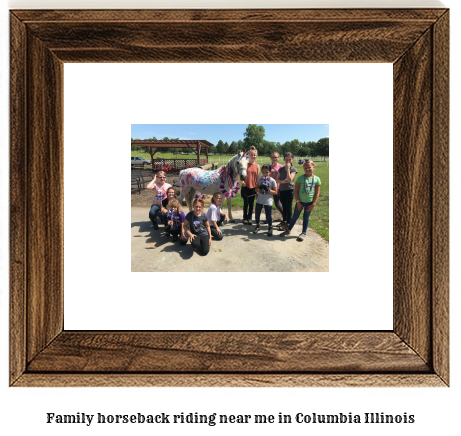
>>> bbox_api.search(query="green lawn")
[132,151,329,240]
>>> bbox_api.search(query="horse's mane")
[226,154,237,169]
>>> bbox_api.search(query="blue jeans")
[149,204,161,225]
[255,203,273,227]
[288,201,313,233]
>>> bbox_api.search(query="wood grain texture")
[26,34,64,362]
[13,374,446,388]
[393,28,433,363]
[9,9,449,387]
[9,13,27,384]
[25,21,434,63]
[432,11,449,385]
[12,9,447,22]
[27,332,429,373]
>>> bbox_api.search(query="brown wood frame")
[10,9,449,387]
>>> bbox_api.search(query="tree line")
[131,125,329,157]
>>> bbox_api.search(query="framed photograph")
[10,9,449,387]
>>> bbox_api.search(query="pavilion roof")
[131,139,214,148]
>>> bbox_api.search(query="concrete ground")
[131,207,329,272]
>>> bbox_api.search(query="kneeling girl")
[182,198,212,255]
[165,199,186,241]
[207,192,229,240]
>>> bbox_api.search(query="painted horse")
[178,152,248,222]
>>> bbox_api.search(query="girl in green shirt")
[280,160,321,241]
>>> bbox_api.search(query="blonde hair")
[157,171,166,178]
[249,146,258,156]
[271,152,279,158]
[167,199,182,212]
[212,192,223,204]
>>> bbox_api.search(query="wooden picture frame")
[10,9,449,387]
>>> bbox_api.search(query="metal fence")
[208,155,329,167]
[151,158,207,170]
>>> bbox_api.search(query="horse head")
[232,151,248,181]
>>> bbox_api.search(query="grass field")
[132,151,329,240]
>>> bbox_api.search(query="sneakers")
[297,232,306,241]
[253,225,260,234]
[172,235,178,242]
[280,230,291,237]
[243,219,249,225]
[267,227,273,237]
[248,220,253,225]
[151,221,159,230]
[277,222,288,231]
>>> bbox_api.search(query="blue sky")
[131,124,328,145]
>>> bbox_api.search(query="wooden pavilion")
[131,139,213,170]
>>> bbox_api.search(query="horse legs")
[179,187,188,207]
[227,196,234,223]
[185,187,196,213]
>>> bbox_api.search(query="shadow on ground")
[131,207,329,272]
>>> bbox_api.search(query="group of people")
[240,147,321,241]
[145,147,321,256]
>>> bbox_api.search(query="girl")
[146,171,171,230]
[160,186,177,226]
[207,192,229,240]
[182,198,212,255]
[253,164,277,236]
[275,152,297,231]
[164,199,186,242]
[240,146,260,225]
[280,160,321,241]
[270,152,284,216]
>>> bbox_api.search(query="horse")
[178,152,248,222]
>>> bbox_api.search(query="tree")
[223,142,230,154]
[237,139,244,153]
[243,124,265,153]
[216,140,225,154]
[228,141,238,155]
[316,137,329,159]
[263,140,277,156]
[299,141,315,157]
[290,139,301,156]
[280,141,291,156]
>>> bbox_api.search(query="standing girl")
[182,198,212,255]
[146,171,171,230]
[276,152,297,231]
[207,192,229,240]
[253,164,277,236]
[280,160,321,241]
[270,152,284,216]
[240,146,260,225]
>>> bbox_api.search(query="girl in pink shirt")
[146,171,171,230]
[270,151,284,216]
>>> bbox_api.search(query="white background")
[64,63,392,331]
[1,1,459,436]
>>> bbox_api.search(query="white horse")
[178,152,248,222]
